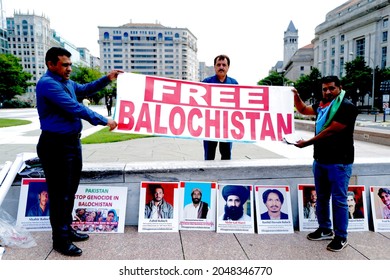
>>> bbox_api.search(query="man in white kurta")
[183,188,210,219]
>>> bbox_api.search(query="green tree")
[293,68,323,103]
[70,65,115,104]
[0,54,33,104]
[258,71,290,86]
[342,56,374,107]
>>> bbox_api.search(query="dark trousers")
[37,132,82,245]
[203,140,232,160]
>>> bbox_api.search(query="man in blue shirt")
[202,54,238,160]
[36,47,122,256]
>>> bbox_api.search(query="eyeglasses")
[322,86,336,92]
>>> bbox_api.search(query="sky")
[3,0,347,85]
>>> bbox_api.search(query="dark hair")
[262,189,284,204]
[150,184,164,194]
[378,188,390,197]
[45,47,71,67]
[321,76,341,87]
[214,54,230,66]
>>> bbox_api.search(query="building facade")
[5,11,100,102]
[314,0,389,76]
[279,0,390,97]
[284,44,314,82]
[98,23,198,81]
[6,12,52,100]
[313,0,390,107]
[0,0,7,54]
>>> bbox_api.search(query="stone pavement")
[0,107,390,265]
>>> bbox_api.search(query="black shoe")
[307,227,334,241]
[53,242,82,256]
[70,230,89,242]
[327,236,348,252]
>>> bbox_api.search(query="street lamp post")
[356,88,360,106]
[370,60,376,111]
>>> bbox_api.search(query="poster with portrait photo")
[255,185,294,234]
[370,186,390,232]
[70,185,127,234]
[297,184,319,232]
[16,178,51,231]
[138,181,179,232]
[216,184,254,234]
[179,181,217,231]
[347,185,368,232]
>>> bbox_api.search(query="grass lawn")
[0,118,31,127]
[0,117,150,144]
[81,127,153,144]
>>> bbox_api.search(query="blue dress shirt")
[36,70,111,134]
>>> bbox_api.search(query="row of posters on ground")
[16,178,390,234]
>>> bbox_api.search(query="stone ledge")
[295,119,390,146]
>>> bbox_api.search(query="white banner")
[115,73,294,142]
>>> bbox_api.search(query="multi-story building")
[98,22,198,81]
[313,0,390,107]
[279,0,390,96]
[314,0,389,76]
[77,47,92,68]
[90,55,100,69]
[6,11,100,102]
[198,61,214,82]
[6,12,52,100]
[284,44,314,82]
[0,0,7,54]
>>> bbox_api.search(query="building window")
[355,38,365,57]
[383,18,388,28]
[331,37,336,45]
[339,57,344,77]
[381,46,387,69]
[331,59,336,75]
[340,34,345,42]
[383,31,388,42]
[340,44,344,54]
[321,61,327,75]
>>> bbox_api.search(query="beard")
[223,205,244,220]
[192,197,200,204]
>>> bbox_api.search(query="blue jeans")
[312,160,352,239]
